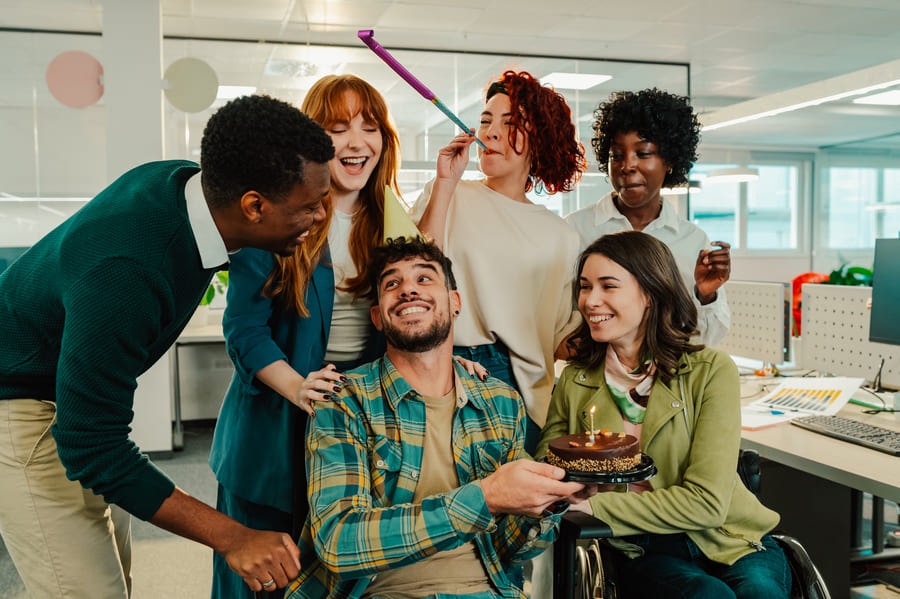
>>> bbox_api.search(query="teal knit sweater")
[0,160,217,520]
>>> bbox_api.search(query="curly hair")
[261,76,402,316]
[566,231,702,384]
[590,88,701,188]
[199,94,334,210]
[487,71,586,194]
[368,237,457,299]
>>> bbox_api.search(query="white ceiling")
[3,0,900,153]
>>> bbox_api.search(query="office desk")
[740,383,900,597]
[171,324,224,449]
[741,395,900,502]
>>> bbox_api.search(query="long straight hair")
[263,75,402,315]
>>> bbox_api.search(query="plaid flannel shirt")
[286,356,562,599]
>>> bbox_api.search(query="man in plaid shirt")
[286,237,587,599]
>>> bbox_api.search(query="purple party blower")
[358,29,487,150]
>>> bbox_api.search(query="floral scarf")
[604,348,656,424]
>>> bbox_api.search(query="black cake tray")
[562,454,657,484]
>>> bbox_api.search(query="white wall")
[732,255,813,284]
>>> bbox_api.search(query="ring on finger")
[262,579,276,589]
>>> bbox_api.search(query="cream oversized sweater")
[412,179,581,426]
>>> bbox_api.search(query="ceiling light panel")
[540,72,611,90]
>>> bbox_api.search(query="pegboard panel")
[718,281,789,365]
[801,284,900,389]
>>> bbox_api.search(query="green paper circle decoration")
[164,57,218,113]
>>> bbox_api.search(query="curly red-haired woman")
[412,70,587,454]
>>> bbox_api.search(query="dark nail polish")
[333,385,341,393]
[340,375,347,382]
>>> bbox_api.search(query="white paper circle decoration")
[46,50,104,109]
[164,57,218,113]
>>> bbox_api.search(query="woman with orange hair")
[412,70,587,454]
[209,75,400,598]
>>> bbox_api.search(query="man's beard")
[383,315,451,353]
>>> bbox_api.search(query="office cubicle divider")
[801,283,900,390]
[718,280,791,366]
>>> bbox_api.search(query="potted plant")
[188,271,228,328]
[200,271,229,306]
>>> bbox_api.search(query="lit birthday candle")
[587,406,596,446]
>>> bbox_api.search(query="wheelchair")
[552,449,831,599]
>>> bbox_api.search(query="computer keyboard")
[791,415,900,456]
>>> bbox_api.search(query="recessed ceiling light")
[540,72,611,90]
[662,180,702,195]
[852,90,900,106]
[705,167,759,183]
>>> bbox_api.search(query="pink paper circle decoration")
[46,50,104,109]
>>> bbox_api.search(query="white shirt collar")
[184,172,230,269]
[594,192,682,234]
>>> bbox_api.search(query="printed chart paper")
[748,377,863,416]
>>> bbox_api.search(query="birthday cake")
[545,430,641,473]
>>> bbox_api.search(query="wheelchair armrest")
[554,512,615,599]
[561,511,615,539]
[771,534,832,599]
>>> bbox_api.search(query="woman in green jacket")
[536,231,790,598]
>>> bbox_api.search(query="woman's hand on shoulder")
[454,355,489,381]
[291,364,346,416]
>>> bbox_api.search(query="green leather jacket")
[536,347,780,565]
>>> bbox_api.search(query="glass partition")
[0,28,688,222]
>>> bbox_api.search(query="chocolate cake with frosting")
[545,430,641,473]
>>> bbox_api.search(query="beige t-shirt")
[362,389,492,598]
[411,179,582,426]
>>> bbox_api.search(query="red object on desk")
[791,272,829,335]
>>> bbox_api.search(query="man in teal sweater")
[0,95,333,597]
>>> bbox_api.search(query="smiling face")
[577,252,650,356]
[371,256,461,353]
[608,131,669,212]
[325,92,383,202]
[252,160,330,256]
[477,92,531,185]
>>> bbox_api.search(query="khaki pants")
[0,399,132,598]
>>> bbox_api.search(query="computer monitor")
[869,237,900,346]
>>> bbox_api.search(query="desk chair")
[552,450,831,599]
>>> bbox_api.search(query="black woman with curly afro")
[565,88,732,347]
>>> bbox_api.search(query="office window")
[747,165,798,249]
[880,169,900,238]
[689,175,738,247]
[689,162,802,252]
[827,167,880,248]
